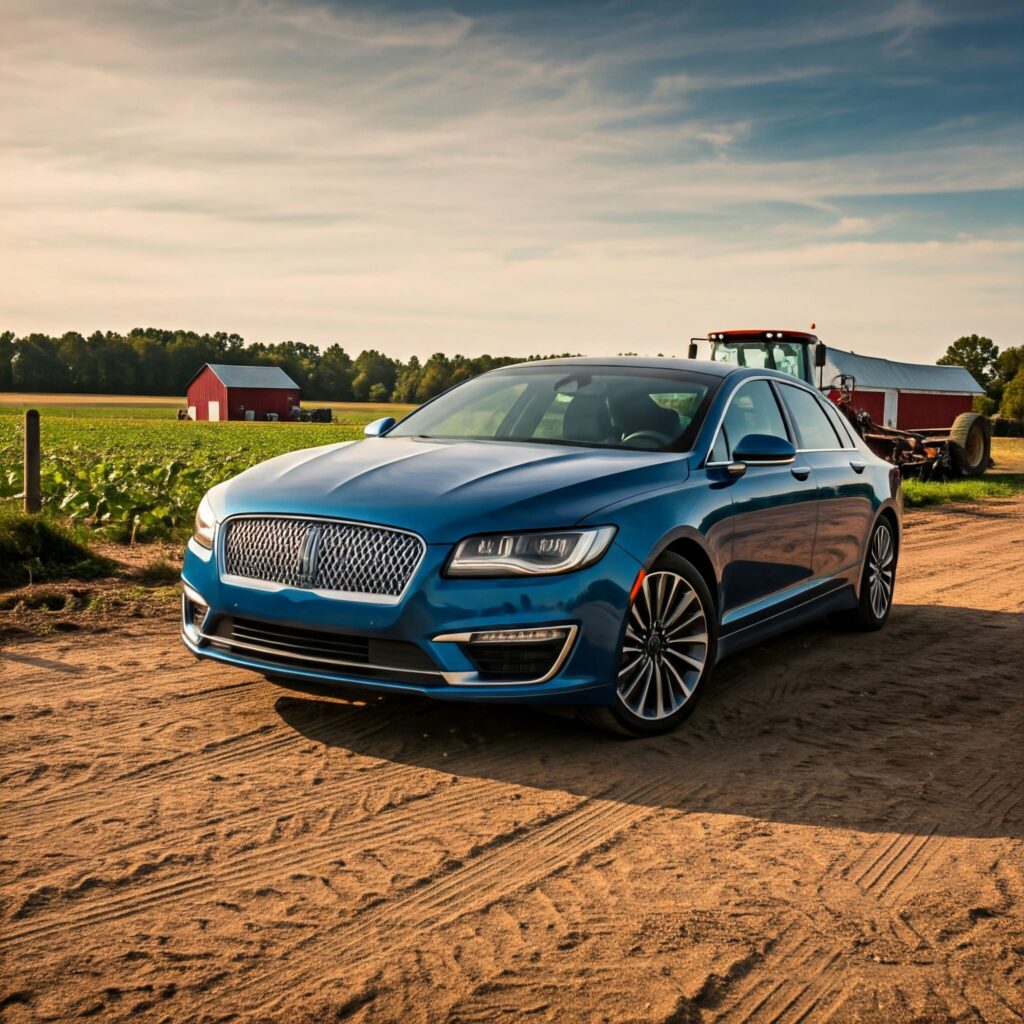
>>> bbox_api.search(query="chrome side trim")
[702,374,796,468]
[435,624,578,687]
[721,570,856,629]
[702,373,858,466]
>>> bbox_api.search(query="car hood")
[214,436,687,542]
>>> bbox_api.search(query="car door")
[777,382,875,586]
[706,378,818,619]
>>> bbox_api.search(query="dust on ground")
[1,498,1022,1023]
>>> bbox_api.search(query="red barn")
[824,348,983,431]
[185,364,301,422]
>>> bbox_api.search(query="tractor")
[687,329,991,480]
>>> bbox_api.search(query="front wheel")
[578,552,717,737]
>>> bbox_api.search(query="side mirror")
[687,342,698,359]
[815,343,827,368]
[732,433,796,465]
[364,416,396,437]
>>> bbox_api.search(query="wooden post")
[24,409,41,514]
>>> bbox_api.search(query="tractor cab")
[686,328,991,481]
[689,329,826,387]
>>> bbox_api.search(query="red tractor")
[688,329,991,480]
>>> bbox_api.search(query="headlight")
[446,526,616,577]
[192,493,218,550]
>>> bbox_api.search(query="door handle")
[850,460,866,474]
[790,466,811,481]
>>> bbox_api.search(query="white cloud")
[651,66,833,98]
[826,216,884,236]
[0,0,1021,363]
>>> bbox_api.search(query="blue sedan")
[181,358,901,735]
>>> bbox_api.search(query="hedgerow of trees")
[2,328,1021,416]
[937,335,1024,420]
[0,328,577,404]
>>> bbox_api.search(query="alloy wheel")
[868,525,895,620]
[618,570,709,720]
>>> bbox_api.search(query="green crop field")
[0,395,414,423]
[0,399,413,541]
[2,400,1021,547]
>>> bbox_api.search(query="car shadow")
[275,603,1023,839]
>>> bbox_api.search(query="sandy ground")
[1,498,1022,1024]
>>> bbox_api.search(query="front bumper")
[180,537,640,705]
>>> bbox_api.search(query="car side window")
[716,380,789,460]
[821,398,856,449]
[779,383,843,450]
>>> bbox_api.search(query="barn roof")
[187,363,300,391]
[824,348,983,394]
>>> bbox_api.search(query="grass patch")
[134,557,181,585]
[0,589,69,612]
[991,437,1024,475]
[0,510,116,588]
[903,475,1024,508]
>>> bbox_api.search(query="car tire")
[837,517,897,632]
[947,412,991,477]
[578,552,717,737]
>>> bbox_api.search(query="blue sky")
[1,0,1021,361]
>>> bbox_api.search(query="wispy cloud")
[0,0,1021,360]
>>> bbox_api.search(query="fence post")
[24,409,41,514]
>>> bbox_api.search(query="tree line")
[0,328,577,405]
[937,335,1024,421]
[2,327,1021,417]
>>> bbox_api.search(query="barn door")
[883,390,898,427]
[208,400,221,422]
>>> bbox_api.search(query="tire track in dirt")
[696,498,1024,1023]
[0,723,579,948]
[0,693,425,829]
[713,773,1024,1023]
[0,776,531,949]
[3,496,1023,1023]
[185,777,713,1018]
[0,696,555,878]
[850,773,1019,904]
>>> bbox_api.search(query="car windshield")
[388,365,717,451]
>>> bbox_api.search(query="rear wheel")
[578,553,716,736]
[838,517,897,632]
[948,412,991,477]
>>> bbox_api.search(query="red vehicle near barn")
[691,329,991,479]
[185,364,301,422]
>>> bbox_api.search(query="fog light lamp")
[190,600,209,633]
[470,627,567,644]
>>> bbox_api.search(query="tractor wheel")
[947,412,991,477]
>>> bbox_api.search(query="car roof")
[498,355,799,383]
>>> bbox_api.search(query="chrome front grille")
[222,516,425,599]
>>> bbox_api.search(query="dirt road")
[2,498,1022,1023]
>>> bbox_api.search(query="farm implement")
[688,329,992,480]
